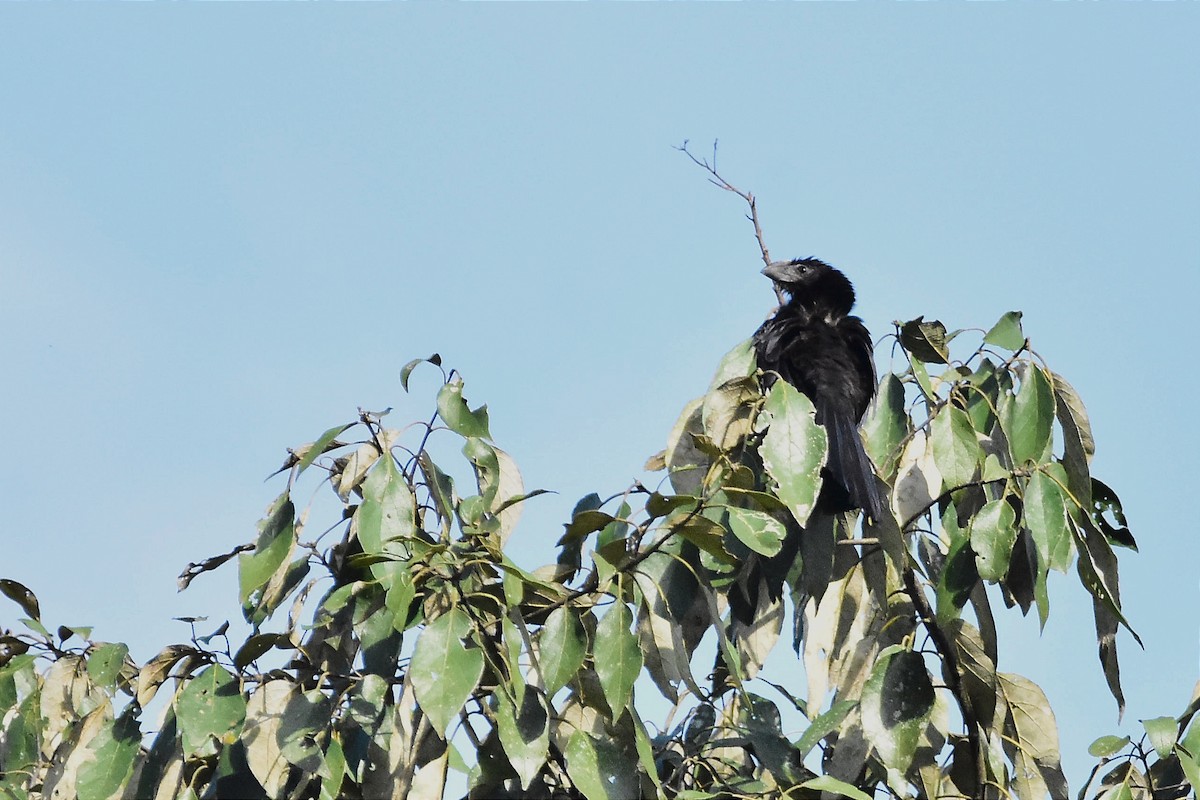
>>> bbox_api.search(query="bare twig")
[676,140,785,306]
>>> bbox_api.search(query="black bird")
[753,258,883,522]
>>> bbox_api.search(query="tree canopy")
[2,304,1196,800]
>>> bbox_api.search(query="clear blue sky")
[1,5,1196,788]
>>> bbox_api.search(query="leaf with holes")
[176,665,246,756]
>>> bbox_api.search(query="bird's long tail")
[823,409,885,522]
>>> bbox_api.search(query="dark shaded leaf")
[936,504,979,623]
[0,579,40,621]
[861,647,935,773]
[1092,478,1136,550]
[900,317,951,364]
[234,633,286,670]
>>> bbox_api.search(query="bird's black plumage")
[753,258,883,521]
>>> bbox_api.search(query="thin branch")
[902,565,986,794]
[675,139,785,305]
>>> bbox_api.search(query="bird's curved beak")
[762,261,795,282]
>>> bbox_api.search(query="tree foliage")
[2,312,1197,800]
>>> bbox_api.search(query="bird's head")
[762,257,857,314]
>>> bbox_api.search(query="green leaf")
[1025,469,1073,573]
[175,665,247,756]
[538,607,586,696]
[319,736,346,800]
[910,356,937,401]
[436,376,491,439]
[726,506,786,557]
[760,380,827,527]
[1179,717,1200,792]
[86,642,128,691]
[900,317,951,364]
[862,373,910,480]
[798,775,874,800]
[357,456,417,554]
[401,353,441,391]
[1142,716,1177,760]
[0,579,40,621]
[410,607,485,736]
[564,730,640,800]
[794,700,856,758]
[1003,363,1055,465]
[75,710,141,800]
[983,311,1025,350]
[594,602,642,716]
[1087,734,1131,758]
[861,647,935,774]
[710,338,756,390]
[931,406,982,491]
[294,422,354,475]
[495,687,550,791]
[970,499,1017,582]
[238,492,296,621]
